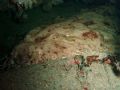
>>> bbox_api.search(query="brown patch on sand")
[35,34,50,43]
[86,55,99,65]
[82,31,98,40]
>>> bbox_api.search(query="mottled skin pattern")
[86,55,99,65]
